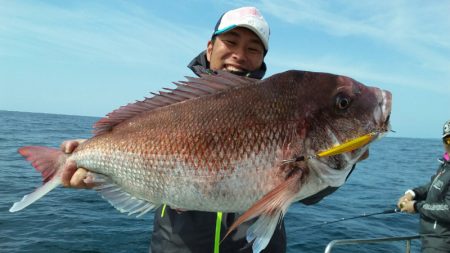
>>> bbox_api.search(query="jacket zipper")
[428,165,445,230]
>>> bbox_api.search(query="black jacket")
[413,156,450,252]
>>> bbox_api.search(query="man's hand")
[60,139,93,189]
[399,200,416,213]
[397,192,414,210]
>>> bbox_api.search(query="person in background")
[397,120,450,253]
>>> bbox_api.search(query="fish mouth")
[375,89,392,133]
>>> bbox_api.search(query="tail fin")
[10,146,67,212]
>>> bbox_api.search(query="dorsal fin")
[93,67,259,136]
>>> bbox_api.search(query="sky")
[1,0,449,139]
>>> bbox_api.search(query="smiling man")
[187,7,268,80]
[206,27,265,74]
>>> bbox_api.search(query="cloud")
[0,1,207,65]
[255,0,450,73]
[267,53,449,96]
[241,0,449,95]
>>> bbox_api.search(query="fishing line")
[295,208,400,230]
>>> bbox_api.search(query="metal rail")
[324,235,421,253]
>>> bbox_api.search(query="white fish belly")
[73,149,283,213]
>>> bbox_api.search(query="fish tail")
[10,146,67,212]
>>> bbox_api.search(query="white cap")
[443,120,450,138]
[213,7,270,51]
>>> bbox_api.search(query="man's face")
[444,136,450,153]
[206,27,265,73]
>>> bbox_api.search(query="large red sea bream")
[10,68,392,253]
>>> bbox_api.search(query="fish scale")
[74,100,290,210]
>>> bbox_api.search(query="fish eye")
[335,95,351,110]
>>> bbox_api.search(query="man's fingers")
[61,160,89,189]
[60,139,86,153]
[399,200,415,213]
[61,161,78,187]
[67,141,79,153]
[396,197,405,208]
[61,140,79,153]
[70,168,89,188]
[396,195,412,207]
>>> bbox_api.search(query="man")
[397,120,450,252]
[61,6,353,253]
[149,7,288,253]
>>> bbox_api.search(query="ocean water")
[0,110,442,253]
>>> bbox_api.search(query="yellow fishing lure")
[317,132,376,157]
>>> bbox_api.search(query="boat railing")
[324,234,421,253]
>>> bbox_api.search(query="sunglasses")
[444,137,450,145]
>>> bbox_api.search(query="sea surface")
[0,110,443,253]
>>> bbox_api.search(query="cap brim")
[443,133,450,138]
[214,24,268,51]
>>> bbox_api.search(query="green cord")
[161,204,167,218]
[214,212,223,253]
[161,205,222,253]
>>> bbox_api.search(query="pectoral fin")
[224,167,304,253]
[85,172,157,217]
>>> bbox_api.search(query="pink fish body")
[11,69,392,253]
